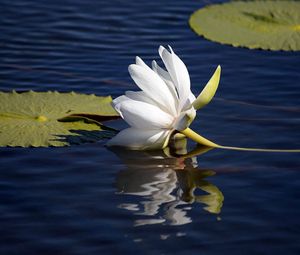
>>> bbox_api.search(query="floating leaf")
[0,91,119,147]
[189,1,300,51]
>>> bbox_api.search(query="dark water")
[1,0,300,254]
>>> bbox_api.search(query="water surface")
[0,0,300,254]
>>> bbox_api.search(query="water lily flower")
[107,46,300,153]
[107,45,221,150]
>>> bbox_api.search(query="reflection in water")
[112,137,224,226]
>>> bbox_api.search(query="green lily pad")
[0,91,119,147]
[189,1,300,51]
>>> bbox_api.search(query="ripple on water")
[0,0,300,254]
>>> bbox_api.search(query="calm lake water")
[0,0,300,254]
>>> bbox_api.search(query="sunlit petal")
[181,93,197,112]
[107,128,172,150]
[125,91,158,106]
[135,56,148,68]
[112,95,130,118]
[113,90,164,114]
[188,93,196,105]
[159,45,190,111]
[173,108,196,131]
[128,64,177,116]
[114,99,174,129]
[152,60,179,104]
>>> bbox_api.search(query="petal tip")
[158,45,166,56]
[151,60,157,70]
[158,45,165,51]
[128,63,137,73]
[135,56,146,66]
[167,45,174,53]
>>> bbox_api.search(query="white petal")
[159,46,191,111]
[181,92,196,112]
[113,90,160,113]
[151,60,172,83]
[135,56,148,68]
[173,107,196,131]
[152,60,178,102]
[189,92,196,104]
[115,99,174,129]
[107,128,172,150]
[112,90,166,118]
[128,64,177,116]
[113,95,128,106]
[112,95,130,118]
[125,91,158,106]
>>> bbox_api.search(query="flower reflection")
[111,137,224,226]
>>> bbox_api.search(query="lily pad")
[0,91,119,147]
[189,1,300,51]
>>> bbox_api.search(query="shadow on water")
[52,116,118,145]
[109,137,224,226]
[54,129,115,145]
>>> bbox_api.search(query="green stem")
[180,128,219,148]
[180,128,300,153]
[217,145,300,153]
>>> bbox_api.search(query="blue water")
[0,0,300,254]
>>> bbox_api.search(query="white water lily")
[107,46,300,153]
[107,45,221,150]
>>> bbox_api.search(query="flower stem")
[180,128,300,153]
[180,128,219,148]
[217,145,300,153]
